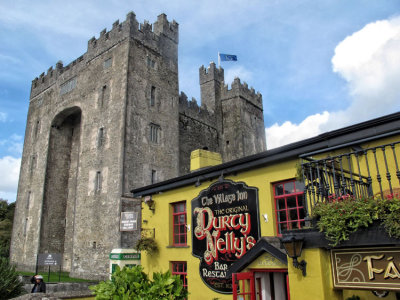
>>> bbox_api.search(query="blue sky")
[1,0,400,202]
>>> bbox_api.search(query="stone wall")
[10,11,266,280]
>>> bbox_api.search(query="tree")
[0,199,15,258]
[0,257,25,298]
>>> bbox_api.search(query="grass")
[18,271,94,283]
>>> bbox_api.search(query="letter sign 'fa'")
[191,180,260,294]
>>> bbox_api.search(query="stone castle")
[10,11,266,279]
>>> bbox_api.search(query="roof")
[132,111,400,197]
[226,237,287,277]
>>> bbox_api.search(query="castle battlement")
[31,11,178,97]
[221,77,262,109]
[179,92,214,126]
[199,62,224,85]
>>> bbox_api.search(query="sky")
[1,0,400,202]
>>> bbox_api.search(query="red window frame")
[273,179,305,235]
[172,202,187,246]
[171,261,187,289]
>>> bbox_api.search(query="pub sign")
[191,180,260,294]
[331,247,400,290]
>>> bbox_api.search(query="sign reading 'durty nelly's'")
[192,180,260,294]
[332,248,400,290]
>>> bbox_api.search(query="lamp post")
[280,234,307,276]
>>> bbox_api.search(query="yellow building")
[132,112,400,300]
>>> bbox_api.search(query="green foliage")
[379,196,400,239]
[135,237,158,255]
[0,199,15,258]
[313,195,400,246]
[90,265,188,300]
[0,257,25,299]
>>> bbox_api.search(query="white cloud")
[0,156,21,199]
[0,134,23,156]
[266,16,400,148]
[0,112,7,122]
[266,112,330,149]
[224,66,253,87]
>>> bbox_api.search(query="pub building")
[131,112,400,300]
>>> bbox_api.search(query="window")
[150,86,156,106]
[172,202,187,246]
[171,261,187,289]
[97,127,104,148]
[95,171,102,192]
[24,218,28,236]
[150,124,160,143]
[274,180,305,234]
[147,56,155,69]
[34,120,40,138]
[100,85,107,108]
[60,77,77,95]
[26,191,31,210]
[103,58,112,69]
[151,169,157,184]
[30,155,37,177]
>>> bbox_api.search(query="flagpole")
[218,52,220,68]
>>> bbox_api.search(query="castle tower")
[10,12,180,279]
[219,78,266,161]
[11,12,265,280]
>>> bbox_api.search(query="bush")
[0,257,25,299]
[135,237,158,255]
[90,265,187,300]
[313,195,400,246]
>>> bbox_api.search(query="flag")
[219,53,237,62]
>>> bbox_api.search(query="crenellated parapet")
[178,92,215,126]
[221,77,262,109]
[30,11,178,98]
[199,62,224,85]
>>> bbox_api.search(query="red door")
[232,272,255,300]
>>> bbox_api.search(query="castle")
[10,11,266,279]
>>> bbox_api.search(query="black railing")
[300,141,400,217]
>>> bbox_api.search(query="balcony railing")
[300,141,400,218]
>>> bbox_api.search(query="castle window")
[150,124,160,143]
[172,202,187,246]
[97,127,105,148]
[95,171,102,192]
[104,58,112,69]
[34,120,40,138]
[24,218,28,236]
[100,85,108,108]
[60,77,77,95]
[171,261,187,290]
[151,169,157,184]
[274,179,305,235]
[147,57,155,69]
[26,191,31,210]
[30,155,37,176]
[150,86,156,106]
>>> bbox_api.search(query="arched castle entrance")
[39,106,82,271]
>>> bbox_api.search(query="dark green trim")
[109,253,141,260]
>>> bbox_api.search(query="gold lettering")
[384,261,400,279]
[363,255,384,280]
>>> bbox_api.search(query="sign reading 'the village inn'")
[332,248,400,290]
[191,180,260,294]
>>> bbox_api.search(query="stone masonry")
[10,11,266,279]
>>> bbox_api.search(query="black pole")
[48,265,50,282]
[59,264,61,282]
